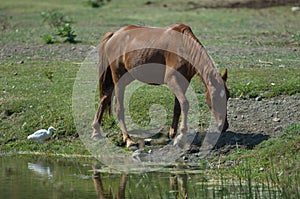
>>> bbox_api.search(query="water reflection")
[0,155,280,199]
[92,164,127,199]
[169,174,188,199]
[92,164,190,199]
[28,161,53,178]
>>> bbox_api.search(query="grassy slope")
[1,1,299,191]
[218,124,300,198]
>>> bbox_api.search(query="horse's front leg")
[114,83,136,148]
[178,96,189,134]
[166,77,189,146]
[173,95,189,146]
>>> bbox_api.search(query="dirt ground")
[201,95,299,159]
[147,0,300,9]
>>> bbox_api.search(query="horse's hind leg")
[169,97,181,139]
[92,93,112,140]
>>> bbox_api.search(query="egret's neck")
[48,129,54,135]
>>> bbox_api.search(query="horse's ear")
[222,68,228,82]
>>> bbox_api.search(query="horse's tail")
[99,31,114,115]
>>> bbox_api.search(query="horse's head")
[205,68,229,132]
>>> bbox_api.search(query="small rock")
[144,138,152,146]
[18,60,24,64]
[272,117,281,122]
[255,96,262,101]
[224,161,235,167]
[195,153,201,157]
[259,167,264,172]
[274,125,283,131]
[132,148,144,159]
[188,146,199,153]
[71,46,76,50]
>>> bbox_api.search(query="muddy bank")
[185,95,300,161]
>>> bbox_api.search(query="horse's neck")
[197,49,219,85]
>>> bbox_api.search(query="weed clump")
[87,0,111,8]
[41,10,77,44]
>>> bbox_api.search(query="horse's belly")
[129,63,166,85]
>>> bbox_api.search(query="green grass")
[228,68,300,98]
[217,124,300,198]
[0,59,87,154]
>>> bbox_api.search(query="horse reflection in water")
[92,165,188,199]
[92,165,127,199]
[170,174,188,199]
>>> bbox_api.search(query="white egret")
[27,126,56,143]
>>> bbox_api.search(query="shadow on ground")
[189,131,270,156]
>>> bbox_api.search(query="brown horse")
[92,23,229,148]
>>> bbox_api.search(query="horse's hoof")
[126,139,138,150]
[173,133,187,148]
[169,128,177,139]
[91,134,101,141]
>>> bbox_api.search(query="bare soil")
[184,0,300,9]
[202,95,299,159]
[0,44,92,61]
[146,0,300,9]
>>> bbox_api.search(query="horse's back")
[104,23,195,43]
[100,23,199,78]
[102,23,195,56]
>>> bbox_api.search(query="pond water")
[0,155,279,199]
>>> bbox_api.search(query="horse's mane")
[171,24,217,84]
